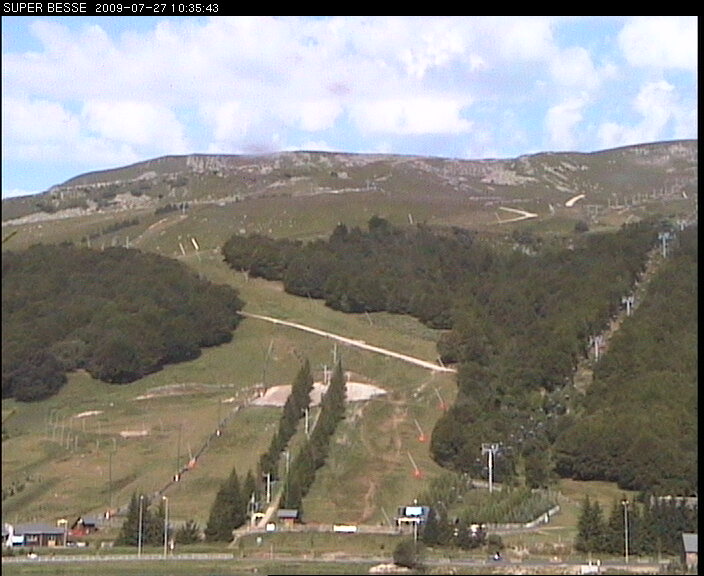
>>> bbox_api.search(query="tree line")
[258,359,315,480]
[282,361,347,513]
[222,216,695,495]
[553,225,698,495]
[143,359,344,544]
[2,244,244,401]
[575,494,698,557]
[223,216,494,328]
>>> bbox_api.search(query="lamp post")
[621,499,629,564]
[137,494,144,557]
[162,495,169,558]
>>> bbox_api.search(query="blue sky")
[1,16,697,198]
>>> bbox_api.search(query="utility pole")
[590,335,604,361]
[138,494,144,557]
[658,231,673,258]
[176,423,182,475]
[481,443,499,493]
[622,499,629,564]
[108,450,113,513]
[621,295,634,316]
[163,496,169,558]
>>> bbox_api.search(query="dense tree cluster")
[575,495,698,557]
[223,217,494,328]
[116,493,168,547]
[222,216,694,495]
[282,361,347,513]
[2,244,244,401]
[430,219,659,482]
[258,359,314,479]
[554,225,698,494]
[204,467,248,541]
[202,361,344,539]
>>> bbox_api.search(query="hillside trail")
[358,399,407,523]
[239,312,456,374]
[572,243,666,395]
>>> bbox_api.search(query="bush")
[174,519,201,544]
[393,537,425,570]
[486,533,504,551]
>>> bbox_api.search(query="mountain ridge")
[2,139,697,227]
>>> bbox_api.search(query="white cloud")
[283,100,344,132]
[399,23,467,79]
[491,17,556,61]
[2,98,80,151]
[81,101,189,152]
[618,16,697,71]
[549,46,610,92]
[351,97,472,135]
[546,96,589,150]
[598,80,680,148]
[200,101,254,145]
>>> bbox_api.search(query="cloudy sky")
[1,16,697,198]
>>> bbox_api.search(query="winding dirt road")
[239,311,456,374]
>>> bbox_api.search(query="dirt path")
[239,312,456,374]
[495,206,539,224]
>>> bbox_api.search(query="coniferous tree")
[116,493,159,547]
[575,496,606,553]
[242,469,258,519]
[146,497,166,547]
[204,467,245,542]
[116,493,142,547]
[421,507,443,547]
[603,499,626,555]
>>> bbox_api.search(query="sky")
[1,16,698,199]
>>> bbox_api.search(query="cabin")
[2,523,67,547]
[276,508,300,528]
[69,515,105,538]
[682,533,697,573]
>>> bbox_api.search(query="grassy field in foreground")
[1,246,456,528]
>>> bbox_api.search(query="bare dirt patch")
[251,379,387,407]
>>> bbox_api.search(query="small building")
[396,505,430,527]
[3,523,67,547]
[69,515,105,538]
[682,533,697,572]
[276,509,300,528]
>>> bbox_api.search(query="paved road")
[239,312,456,374]
[1,553,665,574]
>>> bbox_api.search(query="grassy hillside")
[1,140,697,541]
[1,245,456,528]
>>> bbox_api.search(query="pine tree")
[575,496,606,553]
[603,499,625,554]
[116,493,143,546]
[204,467,245,541]
[242,469,258,519]
[421,507,443,547]
[290,358,314,416]
[146,497,166,547]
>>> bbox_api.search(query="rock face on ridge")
[2,140,697,226]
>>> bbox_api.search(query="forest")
[554,225,698,494]
[2,243,244,401]
[222,217,696,495]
